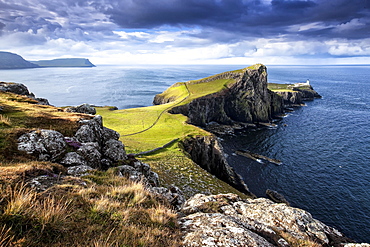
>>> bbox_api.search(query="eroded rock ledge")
[180,193,355,247]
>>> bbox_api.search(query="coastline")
[1,64,368,244]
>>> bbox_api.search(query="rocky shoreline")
[1,65,369,246]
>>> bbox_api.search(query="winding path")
[121,82,190,137]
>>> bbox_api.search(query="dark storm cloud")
[0,0,369,46]
[101,0,370,41]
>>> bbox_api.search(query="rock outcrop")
[180,193,354,247]
[156,64,284,127]
[0,81,50,105]
[65,103,96,115]
[276,85,322,107]
[182,135,254,198]
[18,115,127,169]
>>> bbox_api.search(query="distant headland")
[0,51,95,69]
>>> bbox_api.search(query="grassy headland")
[0,91,182,246]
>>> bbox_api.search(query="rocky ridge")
[155,64,284,128]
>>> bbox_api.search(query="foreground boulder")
[18,115,127,169]
[18,129,67,161]
[180,193,354,247]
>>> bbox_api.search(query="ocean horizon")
[1,64,369,242]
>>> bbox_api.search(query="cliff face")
[156,65,284,127]
[181,135,254,198]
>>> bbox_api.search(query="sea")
[1,65,369,243]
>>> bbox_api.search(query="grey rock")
[0,82,50,105]
[115,159,159,187]
[180,212,275,247]
[181,193,353,247]
[148,171,160,187]
[75,115,103,143]
[103,139,127,162]
[102,126,120,142]
[0,82,31,96]
[150,186,185,210]
[116,165,143,182]
[77,142,102,168]
[65,103,96,115]
[67,165,94,176]
[28,175,62,192]
[18,129,67,161]
[60,152,86,167]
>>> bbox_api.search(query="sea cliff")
[155,64,284,127]
[1,66,366,246]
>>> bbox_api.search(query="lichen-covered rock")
[150,186,185,210]
[60,152,87,167]
[115,157,160,187]
[75,115,103,143]
[18,129,67,161]
[116,165,142,181]
[180,193,353,247]
[65,103,96,115]
[103,139,127,162]
[180,212,275,247]
[102,126,120,142]
[67,165,94,176]
[77,142,102,168]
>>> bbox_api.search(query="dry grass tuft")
[0,114,11,126]
[0,225,14,247]
[35,196,71,230]
[0,172,182,246]
[4,183,36,215]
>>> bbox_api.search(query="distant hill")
[0,51,40,69]
[32,58,96,67]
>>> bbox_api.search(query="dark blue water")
[223,65,370,243]
[1,65,369,242]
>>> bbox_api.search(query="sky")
[0,0,370,65]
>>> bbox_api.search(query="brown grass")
[0,91,92,162]
[0,90,182,246]
[0,172,182,247]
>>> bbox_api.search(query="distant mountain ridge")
[0,51,39,69]
[32,58,95,67]
[0,51,95,69]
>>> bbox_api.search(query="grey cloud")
[0,0,369,48]
[102,0,370,41]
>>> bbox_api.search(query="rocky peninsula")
[1,65,368,246]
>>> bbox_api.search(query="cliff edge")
[154,64,284,128]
